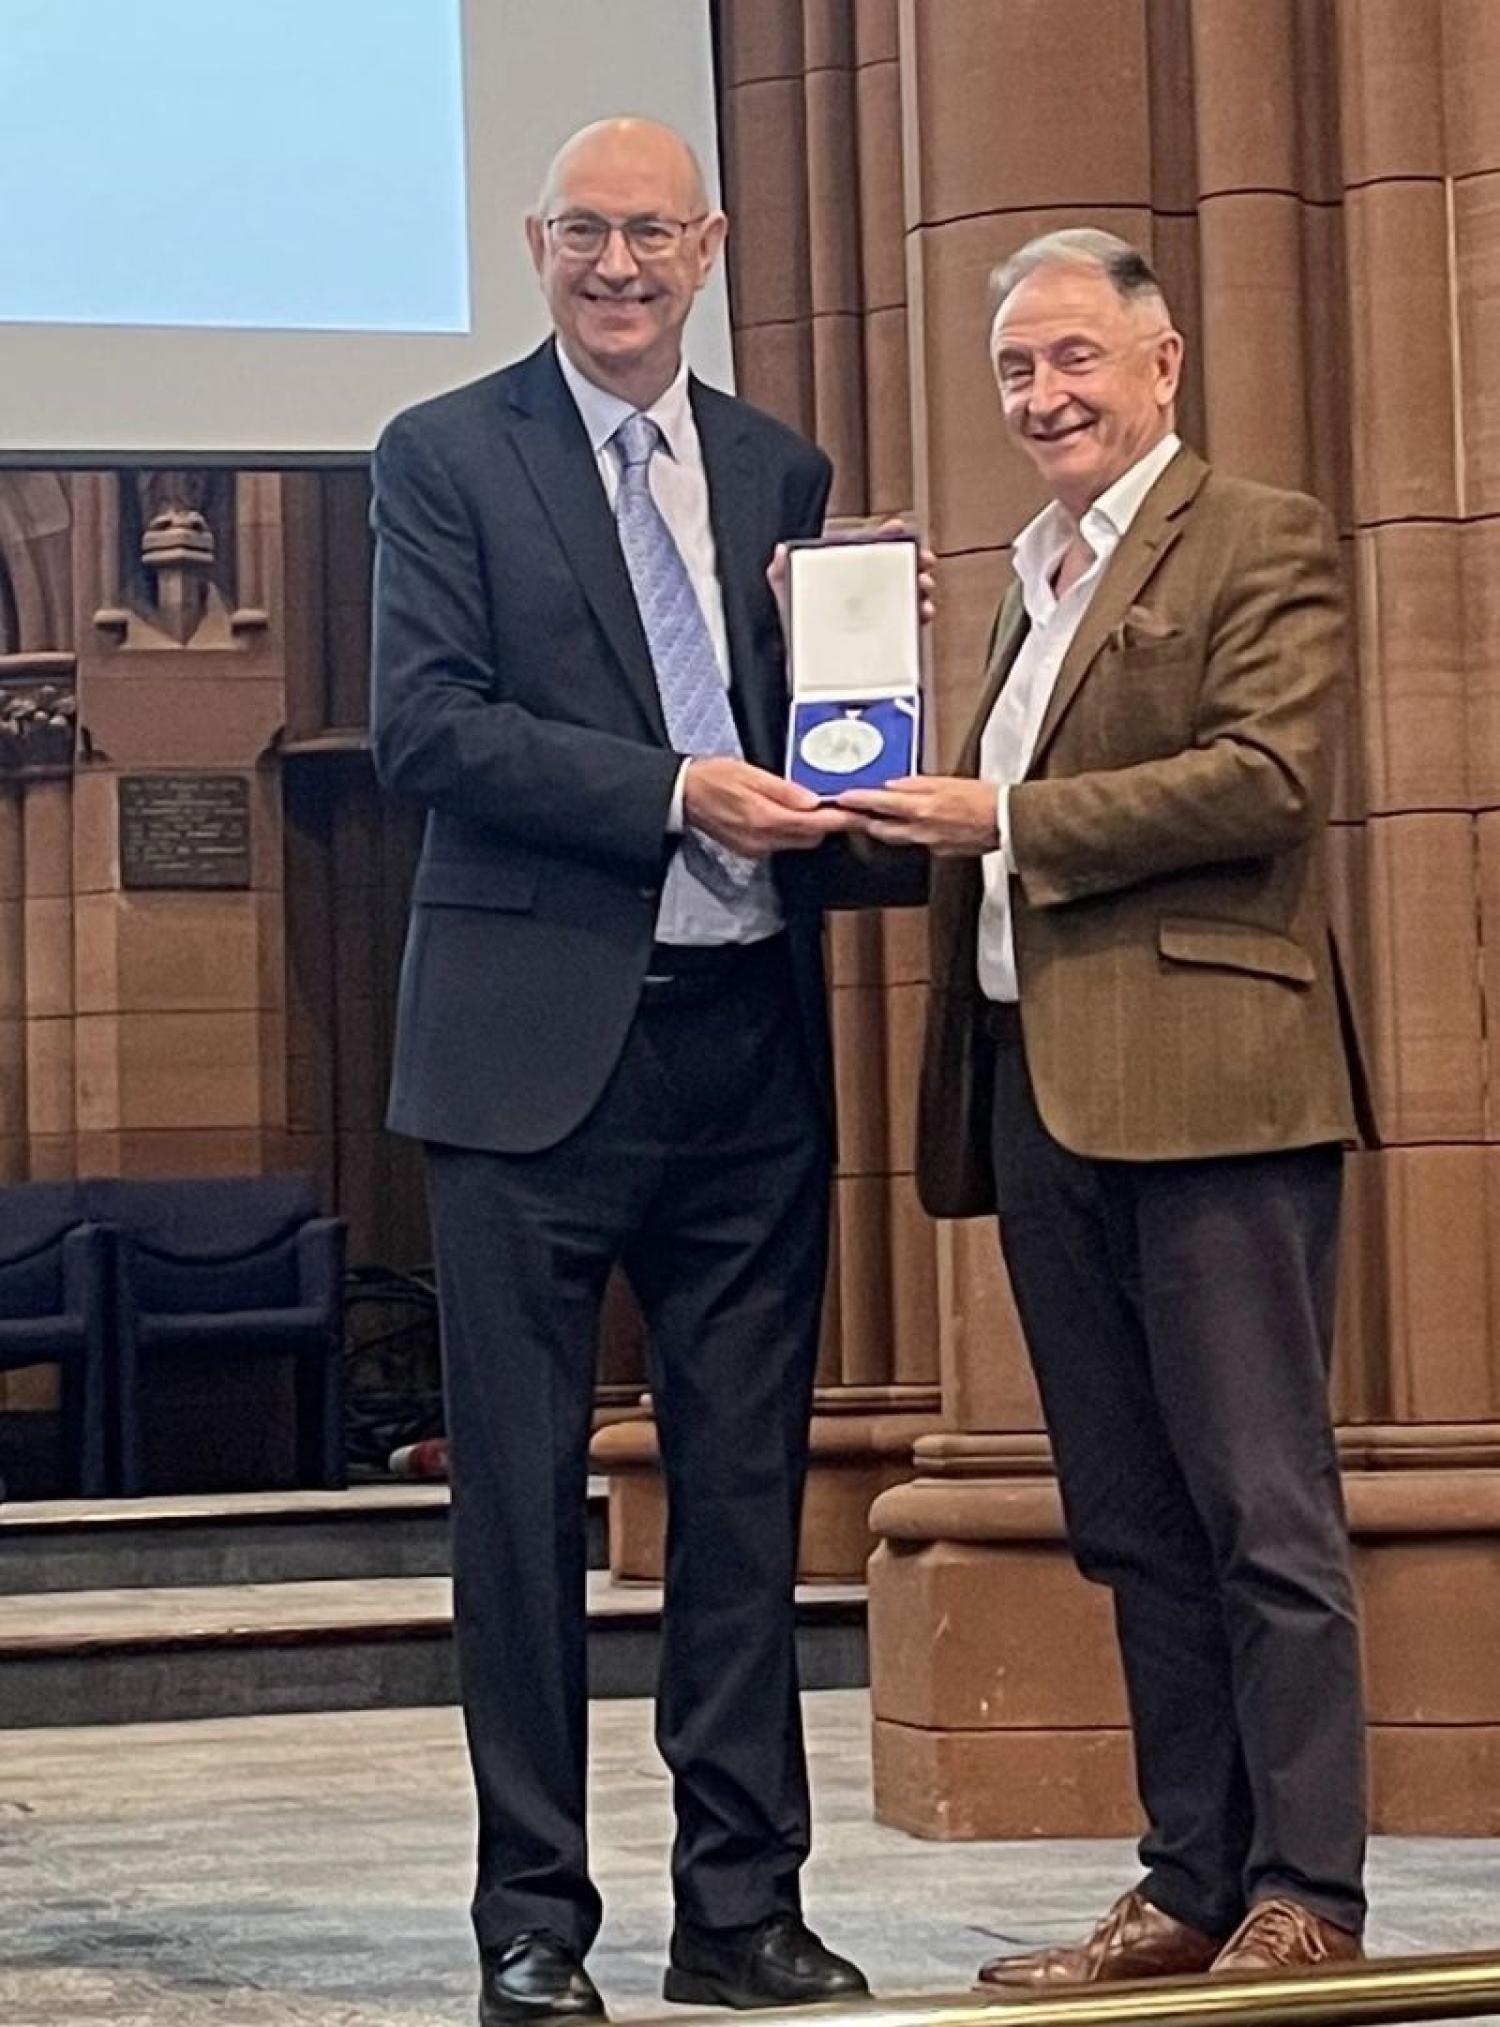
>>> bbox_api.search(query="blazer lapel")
[1029,445,1209,769]
[505,344,668,743]
[956,582,1028,778]
[692,380,779,769]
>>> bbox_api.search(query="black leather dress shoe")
[664,1911,870,2009]
[479,1931,606,2027]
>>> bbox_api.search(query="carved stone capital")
[0,652,78,776]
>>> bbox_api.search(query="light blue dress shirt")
[555,343,782,947]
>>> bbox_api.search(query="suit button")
[639,884,658,900]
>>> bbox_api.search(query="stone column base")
[874,1716,1138,1839]
[868,1427,1500,1838]
[872,1718,1500,1841]
[589,1390,941,1582]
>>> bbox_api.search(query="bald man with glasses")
[370,118,894,2027]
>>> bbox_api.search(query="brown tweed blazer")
[917,444,1369,1220]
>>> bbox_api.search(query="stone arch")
[0,550,17,655]
[0,473,72,654]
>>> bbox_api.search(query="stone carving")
[110,471,239,648]
[89,470,277,650]
[0,472,72,655]
[0,660,78,775]
[142,500,217,646]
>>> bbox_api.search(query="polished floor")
[1,1691,1497,2026]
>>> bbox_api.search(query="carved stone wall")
[64,470,295,1179]
[0,475,84,1257]
[0,469,307,1418]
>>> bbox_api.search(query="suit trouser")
[988,1017,1367,1938]
[425,939,828,1956]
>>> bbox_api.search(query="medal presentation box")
[784,535,922,797]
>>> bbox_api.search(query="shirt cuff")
[667,758,692,835]
[996,783,1015,871]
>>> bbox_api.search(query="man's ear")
[1156,328,1185,404]
[524,213,546,277]
[696,211,728,285]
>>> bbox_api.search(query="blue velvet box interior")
[786,693,921,798]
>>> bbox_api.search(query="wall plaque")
[119,772,252,890]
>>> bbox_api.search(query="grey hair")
[987,229,1170,330]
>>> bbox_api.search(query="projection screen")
[0,0,733,464]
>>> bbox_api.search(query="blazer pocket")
[412,858,539,912]
[1158,915,1315,986]
[1114,635,1201,678]
[1085,640,1203,764]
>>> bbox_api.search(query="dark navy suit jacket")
[370,338,840,1154]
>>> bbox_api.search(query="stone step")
[0,1571,868,1728]
[0,1481,609,1593]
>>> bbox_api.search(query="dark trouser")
[989,1018,1367,1938]
[426,939,828,1958]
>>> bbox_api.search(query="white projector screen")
[0,0,733,464]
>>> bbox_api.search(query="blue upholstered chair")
[0,1182,109,1496]
[85,1176,347,1496]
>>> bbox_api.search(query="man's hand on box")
[836,776,999,856]
[684,756,853,856]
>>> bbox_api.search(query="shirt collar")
[1085,430,1182,542]
[1011,431,1182,610]
[554,340,694,463]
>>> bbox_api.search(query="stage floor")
[1,1690,1496,2026]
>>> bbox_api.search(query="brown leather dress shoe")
[976,1888,1222,1992]
[1211,1899,1363,1975]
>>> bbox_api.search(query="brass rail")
[667,1953,1500,2027]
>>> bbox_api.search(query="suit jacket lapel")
[505,343,668,742]
[692,379,779,769]
[1029,445,1208,769]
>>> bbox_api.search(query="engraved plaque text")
[120,773,252,890]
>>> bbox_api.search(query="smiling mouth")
[581,290,657,307]
[1030,420,1095,447]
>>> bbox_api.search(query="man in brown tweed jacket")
[840,229,1369,1986]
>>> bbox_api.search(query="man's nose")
[1027,356,1067,411]
[594,228,641,283]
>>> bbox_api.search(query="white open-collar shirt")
[977,431,1182,1003]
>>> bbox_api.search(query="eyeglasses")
[545,211,709,262]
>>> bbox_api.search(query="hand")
[835,776,999,856]
[683,756,854,856]
[767,518,939,626]
[879,519,939,625]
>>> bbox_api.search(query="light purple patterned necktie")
[611,411,756,902]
